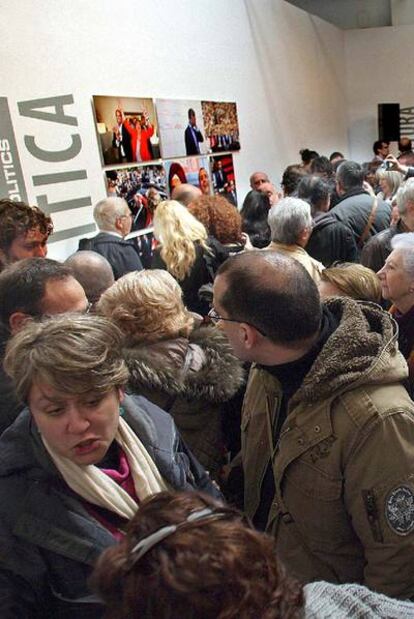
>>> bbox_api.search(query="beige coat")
[242,297,414,598]
[264,241,324,283]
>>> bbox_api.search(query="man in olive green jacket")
[212,250,414,599]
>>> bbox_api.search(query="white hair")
[396,179,414,217]
[93,197,129,232]
[268,197,312,245]
[391,232,414,278]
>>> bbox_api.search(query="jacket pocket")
[283,458,352,546]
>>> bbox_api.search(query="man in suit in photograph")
[112,108,132,162]
[184,108,204,155]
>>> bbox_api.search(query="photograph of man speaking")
[184,108,204,156]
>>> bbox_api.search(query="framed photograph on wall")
[209,154,238,207]
[156,99,208,160]
[164,157,211,196]
[202,101,240,153]
[92,95,160,167]
[105,164,167,230]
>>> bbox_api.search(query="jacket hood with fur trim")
[292,297,408,405]
[125,324,244,403]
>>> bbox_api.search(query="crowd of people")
[2,136,414,617]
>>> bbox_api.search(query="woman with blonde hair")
[376,168,404,204]
[97,269,244,478]
[318,262,382,304]
[151,200,223,314]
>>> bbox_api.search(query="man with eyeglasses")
[0,258,88,434]
[212,249,414,599]
[79,197,143,280]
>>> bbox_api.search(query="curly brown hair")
[91,491,304,619]
[189,195,243,244]
[0,199,53,252]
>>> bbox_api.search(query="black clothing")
[307,212,358,266]
[361,219,409,273]
[151,240,226,315]
[184,125,204,156]
[0,325,22,435]
[79,232,143,280]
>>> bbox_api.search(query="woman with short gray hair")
[0,313,220,618]
[378,232,414,395]
[265,197,324,282]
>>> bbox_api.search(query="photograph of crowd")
[105,165,167,230]
[164,157,210,195]
[202,101,240,153]
[209,154,238,206]
[93,95,160,166]
[156,99,208,160]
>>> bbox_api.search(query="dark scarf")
[390,304,414,359]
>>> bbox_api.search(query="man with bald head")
[65,250,114,308]
[171,183,202,207]
[212,250,414,598]
[249,171,270,191]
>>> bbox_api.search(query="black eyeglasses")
[208,307,242,326]
[207,307,267,337]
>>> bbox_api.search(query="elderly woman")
[152,200,225,315]
[266,197,324,282]
[378,232,414,395]
[91,491,414,619]
[376,168,404,205]
[97,269,244,478]
[318,263,382,304]
[0,314,220,618]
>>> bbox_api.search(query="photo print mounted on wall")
[209,154,238,207]
[202,101,240,153]
[164,157,210,196]
[92,95,160,166]
[105,164,167,231]
[156,99,208,160]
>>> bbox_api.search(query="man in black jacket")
[184,108,204,156]
[330,161,390,249]
[297,175,358,266]
[362,179,414,273]
[80,197,143,280]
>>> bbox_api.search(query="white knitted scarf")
[42,416,168,520]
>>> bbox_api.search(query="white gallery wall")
[0,0,348,261]
[345,23,414,163]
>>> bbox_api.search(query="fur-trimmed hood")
[125,324,244,403]
[292,297,408,405]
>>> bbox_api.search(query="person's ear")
[9,312,32,335]
[240,323,259,350]
[114,217,123,233]
[117,387,126,403]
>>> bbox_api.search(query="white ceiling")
[284,0,414,29]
